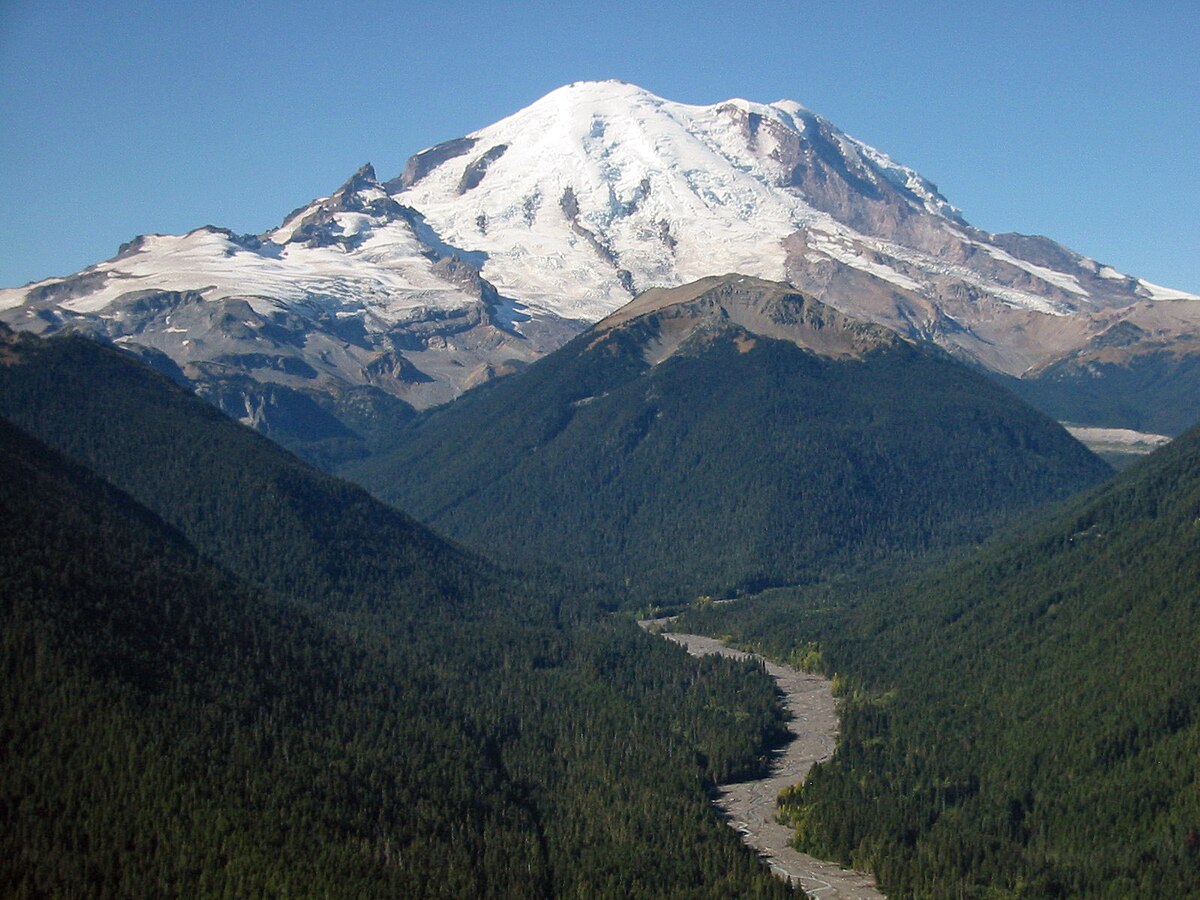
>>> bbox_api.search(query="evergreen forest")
[346,326,1109,604]
[6,319,1199,897]
[0,331,794,897]
[681,424,1200,896]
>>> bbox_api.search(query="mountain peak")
[325,161,385,208]
[600,273,794,326]
[526,82,806,123]
[543,79,659,102]
[344,161,379,190]
[594,274,905,363]
[268,161,399,247]
[391,81,977,320]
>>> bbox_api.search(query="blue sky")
[1,0,1197,291]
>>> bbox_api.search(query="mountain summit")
[397,80,969,318]
[394,81,1197,378]
[2,80,1197,454]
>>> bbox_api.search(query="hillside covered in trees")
[346,276,1110,604]
[9,299,1189,896]
[681,424,1200,896]
[0,329,794,897]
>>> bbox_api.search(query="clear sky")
[1,0,1197,292]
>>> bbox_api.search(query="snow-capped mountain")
[396,80,967,319]
[0,163,581,428]
[395,81,1196,378]
[2,80,1197,452]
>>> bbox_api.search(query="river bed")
[642,625,883,898]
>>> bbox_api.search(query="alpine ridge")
[3,80,1197,452]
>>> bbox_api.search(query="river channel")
[642,625,884,898]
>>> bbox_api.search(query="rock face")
[594,274,905,363]
[2,80,1197,445]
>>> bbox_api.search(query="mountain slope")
[1000,302,1200,436]
[2,81,1196,444]
[347,275,1111,602]
[0,416,548,896]
[0,325,494,620]
[0,328,798,897]
[681,422,1200,897]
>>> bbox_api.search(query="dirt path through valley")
[641,625,884,898]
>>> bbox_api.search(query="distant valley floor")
[642,622,884,899]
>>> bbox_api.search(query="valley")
[642,621,883,899]
[0,330,798,898]
[678,423,1200,896]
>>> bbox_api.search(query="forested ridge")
[346,322,1109,604]
[681,424,1200,897]
[1,418,540,896]
[0,330,794,897]
[1001,346,1200,438]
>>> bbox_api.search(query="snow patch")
[1064,424,1171,446]
[805,230,925,293]
[1138,279,1200,301]
[978,244,1089,297]
[5,220,484,329]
